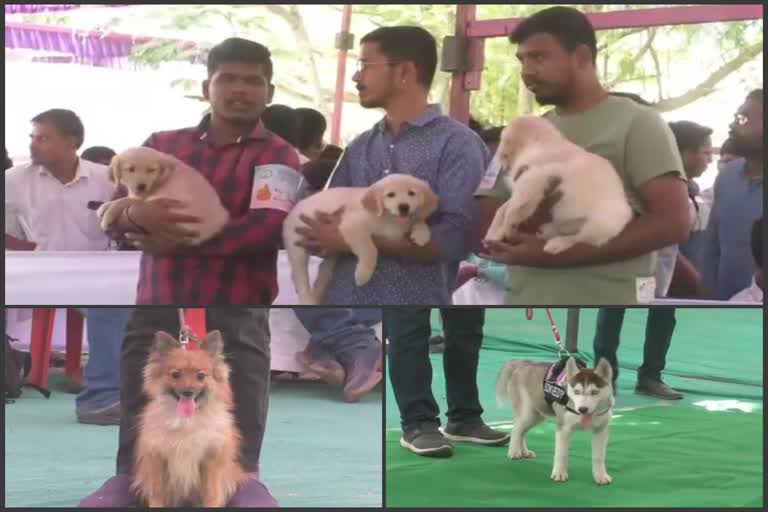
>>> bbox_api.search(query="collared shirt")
[133,115,300,305]
[322,104,489,305]
[701,158,763,300]
[5,158,112,250]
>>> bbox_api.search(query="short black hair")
[31,109,85,149]
[207,37,273,82]
[261,104,299,147]
[5,148,13,170]
[295,108,327,150]
[752,217,762,269]
[720,137,736,155]
[360,26,438,89]
[81,146,117,165]
[468,116,484,135]
[510,6,598,65]
[668,121,713,154]
[747,88,763,103]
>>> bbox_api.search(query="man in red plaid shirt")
[106,38,301,305]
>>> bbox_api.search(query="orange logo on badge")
[256,184,272,200]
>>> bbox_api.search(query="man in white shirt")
[5,109,113,251]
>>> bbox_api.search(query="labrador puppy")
[283,173,438,305]
[484,116,633,254]
[96,147,229,245]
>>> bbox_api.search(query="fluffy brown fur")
[132,330,246,507]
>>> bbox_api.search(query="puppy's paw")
[550,467,568,482]
[543,236,578,255]
[410,223,431,246]
[593,471,612,486]
[354,267,374,287]
[507,447,536,460]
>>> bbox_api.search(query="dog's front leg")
[98,197,140,231]
[484,200,513,242]
[409,221,431,246]
[200,459,229,507]
[591,423,612,485]
[551,424,572,482]
[341,223,378,287]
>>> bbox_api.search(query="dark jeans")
[293,308,381,356]
[116,308,271,475]
[593,307,677,383]
[385,308,485,432]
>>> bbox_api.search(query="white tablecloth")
[5,250,318,306]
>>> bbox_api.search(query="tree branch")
[606,27,657,89]
[654,41,763,111]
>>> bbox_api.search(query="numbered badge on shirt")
[249,164,304,212]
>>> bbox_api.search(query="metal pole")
[566,308,580,353]
[330,5,353,146]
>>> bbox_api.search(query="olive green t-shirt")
[476,95,685,305]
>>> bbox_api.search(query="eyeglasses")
[355,60,400,74]
[734,113,750,126]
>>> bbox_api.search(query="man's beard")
[729,135,763,159]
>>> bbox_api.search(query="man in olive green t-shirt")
[474,7,690,305]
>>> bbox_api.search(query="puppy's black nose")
[181,390,195,398]
[137,183,147,192]
[578,406,588,414]
[398,203,410,215]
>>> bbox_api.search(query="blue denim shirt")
[322,104,489,305]
[701,159,763,300]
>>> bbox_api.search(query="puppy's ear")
[108,155,121,185]
[200,329,224,358]
[361,183,384,216]
[565,356,580,380]
[594,357,613,384]
[415,182,439,220]
[152,330,180,354]
[154,157,176,187]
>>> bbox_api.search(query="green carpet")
[6,378,382,508]
[385,307,763,508]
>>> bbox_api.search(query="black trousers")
[116,308,271,475]
[385,308,485,431]
[593,307,677,383]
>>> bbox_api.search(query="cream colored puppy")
[484,116,633,254]
[97,147,229,245]
[284,173,438,305]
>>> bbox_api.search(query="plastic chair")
[26,308,84,396]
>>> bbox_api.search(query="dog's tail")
[496,360,522,407]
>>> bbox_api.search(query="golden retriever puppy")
[484,116,633,254]
[283,174,438,305]
[96,147,229,245]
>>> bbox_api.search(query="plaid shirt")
[133,116,300,305]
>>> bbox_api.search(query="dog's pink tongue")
[177,398,196,418]
[580,415,593,428]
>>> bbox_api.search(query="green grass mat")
[5,378,382,508]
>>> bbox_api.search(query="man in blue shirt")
[296,26,488,305]
[702,89,763,300]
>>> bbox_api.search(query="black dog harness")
[543,356,586,415]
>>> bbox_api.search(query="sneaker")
[78,474,137,507]
[400,423,453,457]
[442,420,510,446]
[76,400,121,426]
[635,378,683,400]
[339,343,382,403]
[295,346,346,388]
[227,478,279,507]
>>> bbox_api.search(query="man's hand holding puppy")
[110,198,201,254]
[294,208,348,256]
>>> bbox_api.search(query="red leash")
[525,308,564,353]
[178,308,206,350]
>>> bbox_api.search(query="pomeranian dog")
[132,330,246,507]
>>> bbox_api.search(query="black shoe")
[442,420,510,446]
[400,423,453,457]
[635,378,683,400]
